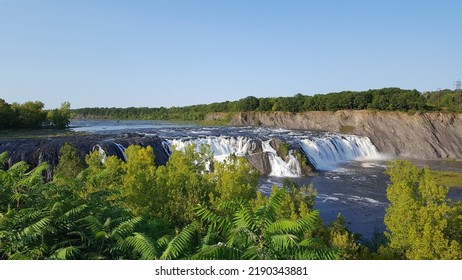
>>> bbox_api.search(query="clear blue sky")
[1,0,461,109]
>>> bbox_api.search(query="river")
[71,119,462,239]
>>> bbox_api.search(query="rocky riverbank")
[221,110,462,159]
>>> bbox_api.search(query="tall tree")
[384,160,461,259]
[47,101,71,129]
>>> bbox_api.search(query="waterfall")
[93,144,107,162]
[298,134,380,171]
[169,136,255,162]
[168,134,381,175]
[168,136,300,177]
[114,143,127,160]
[261,140,301,177]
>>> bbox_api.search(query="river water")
[71,119,462,239]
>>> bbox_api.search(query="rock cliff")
[226,111,462,159]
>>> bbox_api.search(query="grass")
[198,113,235,126]
[430,169,462,188]
[339,125,355,134]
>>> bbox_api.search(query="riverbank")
[205,110,462,160]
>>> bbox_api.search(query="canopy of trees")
[72,88,446,121]
[0,99,71,130]
[380,160,462,259]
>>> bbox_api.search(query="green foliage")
[1,142,348,260]
[0,157,169,260]
[383,160,462,259]
[237,96,260,112]
[339,125,355,134]
[209,154,259,208]
[429,169,462,187]
[47,102,71,129]
[184,189,338,260]
[154,144,214,226]
[54,142,86,182]
[0,99,71,130]
[71,87,435,121]
[325,214,363,260]
[0,99,14,129]
[277,181,317,221]
[423,89,462,112]
[11,101,47,128]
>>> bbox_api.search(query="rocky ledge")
[225,110,462,159]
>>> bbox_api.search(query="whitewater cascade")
[261,140,301,177]
[298,134,380,171]
[168,133,381,175]
[169,136,254,161]
[168,136,301,177]
[90,132,380,176]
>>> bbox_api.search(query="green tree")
[0,99,14,129]
[54,143,85,182]
[155,144,213,226]
[11,101,47,128]
[384,160,461,259]
[47,102,71,129]
[208,154,259,208]
[119,145,160,218]
[237,96,260,111]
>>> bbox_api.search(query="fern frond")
[191,243,241,260]
[269,234,299,251]
[156,235,172,250]
[299,236,325,248]
[233,204,256,231]
[266,220,299,234]
[241,245,272,260]
[22,162,50,185]
[227,225,257,247]
[295,248,339,260]
[296,210,319,232]
[0,151,8,169]
[111,216,142,239]
[77,215,102,234]
[23,216,51,236]
[195,205,231,233]
[255,188,285,227]
[124,232,158,260]
[62,204,88,219]
[8,161,29,173]
[160,221,200,260]
[52,246,81,260]
[8,252,31,260]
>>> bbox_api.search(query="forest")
[0,143,461,260]
[2,88,461,130]
[72,88,462,121]
[0,99,71,130]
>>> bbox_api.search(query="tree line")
[0,99,71,130]
[72,88,462,121]
[1,143,461,260]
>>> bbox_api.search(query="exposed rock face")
[236,138,272,175]
[246,153,272,175]
[0,134,170,171]
[228,111,462,159]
